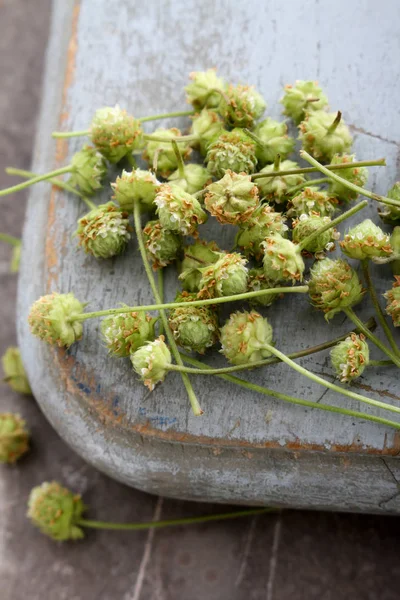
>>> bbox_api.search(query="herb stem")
[251,159,386,181]
[0,166,72,197]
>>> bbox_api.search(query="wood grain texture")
[17,0,400,511]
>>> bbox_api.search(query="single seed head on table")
[143,127,192,177]
[111,168,159,213]
[197,252,248,299]
[204,170,260,225]
[68,145,107,196]
[168,163,211,195]
[330,333,370,383]
[130,336,172,390]
[0,413,29,464]
[253,117,295,166]
[298,110,353,162]
[1,346,32,395]
[236,204,288,260]
[169,292,219,354]
[280,80,328,124]
[206,129,257,178]
[143,219,182,270]
[261,234,305,284]
[220,310,274,365]
[287,186,339,218]
[179,239,221,292]
[185,68,227,110]
[218,84,267,129]
[101,309,157,358]
[292,213,338,255]
[340,218,392,261]
[89,105,144,163]
[28,292,84,347]
[75,201,131,259]
[154,183,207,236]
[189,108,224,155]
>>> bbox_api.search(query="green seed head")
[185,69,227,110]
[28,293,84,348]
[168,163,211,195]
[330,333,369,383]
[190,109,225,155]
[384,276,400,327]
[130,336,172,390]
[292,213,338,254]
[68,145,107,196]
[27,481,85,541]
[261,234,305,284]
[340,219,392,261]
[101,310,156,358]
[220,310,273,365]
[328,154,368,202]
[75,201,131,259]
[378,182,400,225]
[299,110,353,162]
[206,129,257,179]
[89,105,143,163]
[143,128,192,177]
[178,240,221,292]
[256,160,307,204]
[2,347,31,395]
[247,268,281,307]
[154,184,207,236]
[219,84,266,128]
[390,227,400,276]
[0,413,29,464]
[169,292,219,354]
[198,252,248,299]
[280,80,329,124]
[253,118,295,166]
[111,168,159,213]
[287,186,339,218]
[236,204,288,260]
[204,170,260,225]
[143,219,182,269]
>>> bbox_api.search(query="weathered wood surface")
[18,0,400,512]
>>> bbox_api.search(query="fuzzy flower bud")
[111,169,159,213]
[27,481,85,541]
[169,293,219,354]
[384,277,400,327]
[287,186,339,218]
[28,292,84,347]
[190,109,225,155]
[2,347,31,395]
[130,336,171,390]
[378,182,400,225]
[261,234,305,284]
[68,146,107,196]
[247,269,281,307]
[330,333,369,383]
[185,69,227,110]
[292,213,338,254]
[178,240,220,292]
[75,202,131,259]
[89,105,143,163]
[198,252,248,299]
[219,84,266,129]
[168,164,211,195]
[154,184,207,236]
[206,130,257,179]
[281,80,328,124]
[101,310,156,358]
[253,118,295,166]
[143,219,182,269]
[204,170,260,225]
[220,310,273,365]
[299,111,353,162]
[256,160,307,204]
[236,205,288,260]
[309,258,365,320]
[143,128,192,177]
[328,154,368,202]
[0,413,29,464]
[340,219,392,261]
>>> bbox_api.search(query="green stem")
[77,507,275,531]
[289,177,330,196]
[326,111,341,134]
[300,151,400,209]
[369,360,394,367]
[171,140,186,178]
[251,159,386,181]
[133,202,202,416]
[298,200,368,251]
[139,109,195,123]
[0,233,20,246]
[73,285,310,322]
[0,166,72,197]
[51,129,90,138]
[143,133,198,143]
[273,154,281,170]
[157,270,164,336]
[126,154,137,169]
[361,259,400,357]
[182,355,400,430]
[242,128,266,148]
[344,308,400,368]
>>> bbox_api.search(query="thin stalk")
[182,355,400,430]
[273,154,281,170]
[51,129,90,139]
[0,166,72,197]
[344,307,400,368]
[242,128,265,148]
[369,360,394,367]
[171,140,186,178]
[0,233,20,246]
[251,158,386,181]
[73,285,310,322]
[77,507,275,531]
[157,270,164,336]
[133,202,202,416]
[327,111,341,134]
[298,200,368,251]
[289,177,330,196]
[300,151,400,209]
[143,133,198,143]
[361,259,400,357]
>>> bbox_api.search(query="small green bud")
[206,130,257,179]
[169,292,219,354]
[168,163,211,195]
[143,219,182,269]
[220,310,273,365]
[75,201,131,259]
[261,234,305,284]
[236,204,288,260]
[390,227,400,276]
[287,186,339,218]
[256,160,307,204]
[190,109,225,155]
[299,110,353,162]
[280,80,329,124]
[378,182,400,225]
[89,105,143,163]
[384,276,400,327]
[154,184,207,236]
[247,268,281,307]
[253,118,295,166]
[340,219,392,261]
[2,347,32,395]
[0,413,29,464]
[204,170,260,225]
[101,310,156,357]
[28,292,84,347]
[330,333,369,383]
[27,481,85,541]
[328,154,368,202]
[111,169,159,212]
[68,146,107,196]
[178,240,221,292]
[185,69,227,110]
[292,213,338,254]
[219,84,266,128]
[309,258,365,320]
[130,335,171,390]
[143,128,192,177]
[198,252,248,299]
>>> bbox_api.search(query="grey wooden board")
[17,0,400,512]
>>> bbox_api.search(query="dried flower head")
[281,80,328,124]
[236,204,288,260]
[384,277,400,327]
[292,213,338,254]
[101,310,157,357]
[206,130,257,179]
[143,219,182,269]
[287,186,339,218]
[340,219,392,261]
[130,335,172,390]
[75,202,131,259]
[247,268,281,307]
[143,128,192,177]
[253,118,295,166]
[154,184,207,236]
[330,333,369,383]
[28,293,84,347]
[89,105,143,163]
[2,347,31,395]
[219,84,266,128]
[179,240,221,292]
[256,160,307,204]
[299,110,353,162]
[169,292,219,354]
[0,413,29,464]
[68,146,107,196]
[190,109,225,155]
[168,163,211,195]
[328,154,368,202]
[220,310,273,365]
[185,69,227,110]
[198,252,248,299]
[204,170,260,225]
[378,182,400,225]
[111,168,159,212]
[261,234,305,284]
